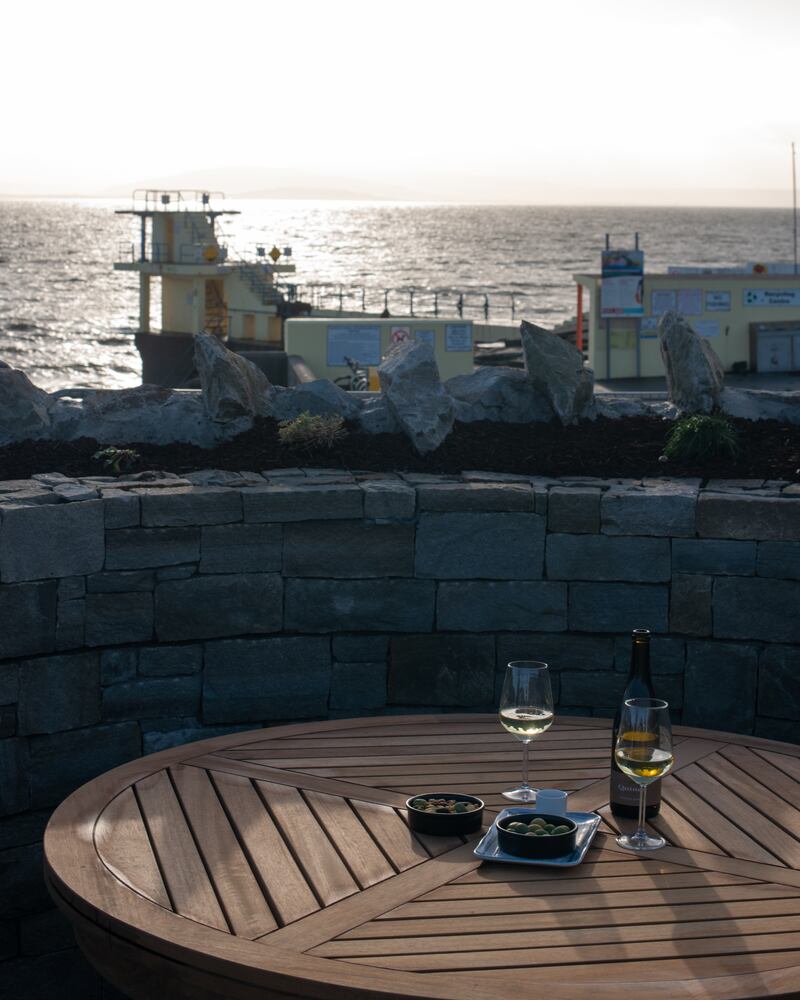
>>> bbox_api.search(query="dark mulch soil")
[1,417,798,482]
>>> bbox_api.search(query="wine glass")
[499,661,554,802]
[614,697,674,851]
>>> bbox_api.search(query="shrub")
[664,413,740,463]
[277,412,347,452]
[93,446,141,474]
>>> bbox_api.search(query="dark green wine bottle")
[610,628,662,819]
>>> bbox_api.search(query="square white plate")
[474,808,602,867]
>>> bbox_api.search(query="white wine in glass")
[499,661,554,802]
[614,697,674,851]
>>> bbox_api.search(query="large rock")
[446,367,554,423]
[49,385,240,447]
[270,379,360,421]
[0,368,51,444]
[658,311,724,413]
[519,320,594,424]
[378,341,454,453]
[194,332,272,421]
[594,394,679,421]
[720,387,800,424]
[358,395,400,434]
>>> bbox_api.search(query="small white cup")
[534,789,568,815]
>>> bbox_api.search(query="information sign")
[601,249,644,318]
[326,325,382,366]
[677,288,703,316]
[694,320,720,338]
[415,329,435,346]
[705,291,731,312]
[744,288,800,307]
[651,290,676,316]
[445,323,473,352]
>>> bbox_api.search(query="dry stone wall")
[1,466,799,996]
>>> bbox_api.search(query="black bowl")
[496,812,578,858]
[405,792,485,836]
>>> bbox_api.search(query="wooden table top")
[44,715,800,1000]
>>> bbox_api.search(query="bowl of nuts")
[405,792,485,836]
[496,812,578,858]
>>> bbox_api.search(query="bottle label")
[610,771,661,808]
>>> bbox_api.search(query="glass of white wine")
[499,661,554,802]
[614,697,674,851]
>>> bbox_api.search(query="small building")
[574,265,800,379]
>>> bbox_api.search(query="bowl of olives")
[496,812,578,858]
[405,792,485,836]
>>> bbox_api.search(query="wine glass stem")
[635,782,647,842]
[522,740,530,789]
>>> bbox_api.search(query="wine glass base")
[616,831,666,852]
[502,786,538,802]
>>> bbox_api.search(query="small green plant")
[664,413,740,463]
[93,446,142,474]
[277,412,347,453]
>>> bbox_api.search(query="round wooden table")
[44,715,800,999]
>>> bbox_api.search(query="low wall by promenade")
[1,466,799,996]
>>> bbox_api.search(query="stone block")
[0,948,104,999]
[754,717,800,744]
[105,527,200,570]
[155,574,282,641]
[86,570,155,593]
[0,705,15,737]
[20,907,76,957]
[0,663,19,704]
[698,494,800,540]
[138,644,202,677]
[497,633,615,672]
[670,574,712,636]
[415,512,545,579]
[243,484,363,522]
[0,809,49,850]
[140,486,242,527]
[614,635,685,675]
[85,592,154,646]
[388,635,495,706]
[203,636,331,722]
[0,582,57,659]
[416,483,535,512]
[0,917,16,961]
[157,565,196,580]
[672,539,756,576]
[330,662,387,710]
[361,481,416,521]
[102,489,140,528]
[283,521,414,578]
[0,738,28,817]
[684,640,757,733]
[714,577,800,643]
[332,635,389,662]
[546,534,670,582]
[756,541,800,581]
[758,645,800,721]
[200,523,282,574]
[103,675,201,721]
[100,648,137,686]
[547,487,601,534]
[58,577,85,601]
[285,579,435,633]
[601,488,696,537]
[18,652,100,736]
[0,844,50,917]
[569,583,669,633]
[437,581,567,632]
[55,597,85,650]
[27,721,141,808]
[559,670,625,709]
[0,500,104,583]
[143,721,251,754]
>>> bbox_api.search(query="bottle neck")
[628,634,652,686]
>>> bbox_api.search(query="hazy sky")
[4,0,799,204]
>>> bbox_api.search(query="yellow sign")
[269,246,281,262]
[203,246,219,262]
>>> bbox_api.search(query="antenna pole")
[793,141,798,276]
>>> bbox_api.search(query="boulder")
[378,341,454,454]
[658,311,724,414]
[594,394,679,421]
[194,332,272,421]
[0,367,51,444]
[357,395,400,434]
[519,320,595,424]
[270,380,361,422]
[49,385,249,447]
[446,367,554,423]
[720,387,800,424]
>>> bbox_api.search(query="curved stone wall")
[1,466,799,994]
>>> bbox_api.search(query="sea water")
[0,198,794,390]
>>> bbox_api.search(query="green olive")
[552,825,571,835]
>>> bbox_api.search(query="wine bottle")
[610,628,662,819]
